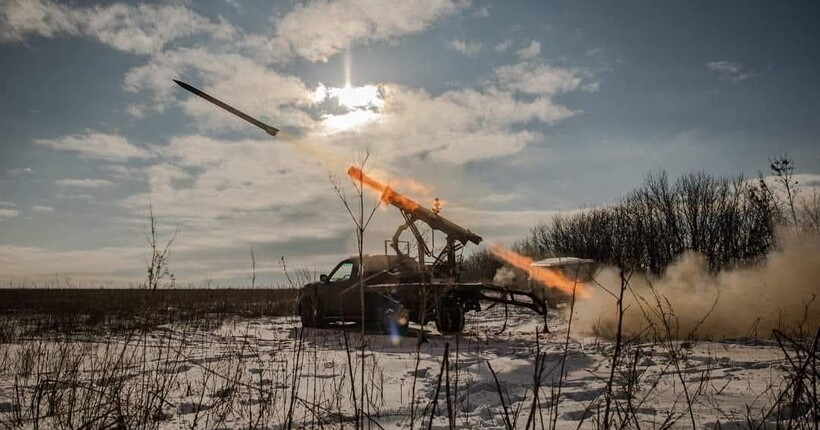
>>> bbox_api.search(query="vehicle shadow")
[290,319,580,360]
[288,321,596,393]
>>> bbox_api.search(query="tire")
[299,298,322,328]
[435,301,465,334]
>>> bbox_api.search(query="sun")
[334,83,384,110]
[312,82,385,132]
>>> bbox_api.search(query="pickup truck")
[297,254,548,334]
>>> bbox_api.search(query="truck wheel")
[435,302,465,334]
[300,298,322,328]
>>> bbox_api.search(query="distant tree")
[519,170,777,274]
[145,204,177,290]
[461,249,502,282]
[769,154,800,227]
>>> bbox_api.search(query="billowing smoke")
[572,232,820,339]
[493,266,517,287]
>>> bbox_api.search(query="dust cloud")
[493,266,517,287]
[573,232,820,339]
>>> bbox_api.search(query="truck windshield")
[329,261,354,282]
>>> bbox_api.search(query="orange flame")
[488,244,592,298]
[346,166,420,212]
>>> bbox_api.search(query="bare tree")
[329,147,382,428]
[145,203,178,290]
[519,169,777,275]
[249,246,257,289]
[770,154,800,227]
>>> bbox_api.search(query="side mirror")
[320,274,329,283]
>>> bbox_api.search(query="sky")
[0,0,818,287]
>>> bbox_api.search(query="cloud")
[31,205,54,212]
[706,61,753,83]
[35,131,152,161]
[7,167,35,175]
[494,62,585,95]
[0,208,20,220]
[56,178,113,188]
[309,58,587,164]
[517,40,541,60]
[494,39,512,52]
[119,134,352,250]
[126,104,145,119]
[0,201,16,207]
[0,244,144,281]
[268,0,468,62]
[473,5,489,18]
[447,39,482,56]
[314,77,582,164]
[124,48,314,128]
[0,0,234,54]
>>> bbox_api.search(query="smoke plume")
[493,266,517,287]
[573,232,820,339]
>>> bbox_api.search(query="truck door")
[322,260,362,319]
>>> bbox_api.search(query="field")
[0,290,815,429]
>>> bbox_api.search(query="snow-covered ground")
[0,305,803,429]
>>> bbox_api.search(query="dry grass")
[0,288,298,340]
[0,287,815,429]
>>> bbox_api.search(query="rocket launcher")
[346,166,483,249]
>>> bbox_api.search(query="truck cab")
[297,254,426,329]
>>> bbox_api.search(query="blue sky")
[1,0,818,286]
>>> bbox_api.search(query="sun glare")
[322,110,382,131]
[334,84,384,110]
[313,82,385,132]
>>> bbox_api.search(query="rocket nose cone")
[173,79,191,90]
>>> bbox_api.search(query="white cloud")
[494,62,585,95]
[517,40,541,60]
[0,208,20,219]
[269,0,468,62]
[56,178,113,188]
[758,173,820,193]
[315,79,580,164]
[7,167,35,175]
[119,135,349,250]
[473,5,489,18]
[0,201,16,207]
[124,49,314,129]
[494,39,513,52]
[0,0,78,40]
[447,39,482,56]
[31,205,55,212]
[101,164,143,179]
[55,193,94,201]
[706,61,753,83]
[35,131,152,161]
[475,192,523,205]
[126,104,145,119]
[0,0,234,54]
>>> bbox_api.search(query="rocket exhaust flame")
[489,244,593,298]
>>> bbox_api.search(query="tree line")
[465,156,818,278]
